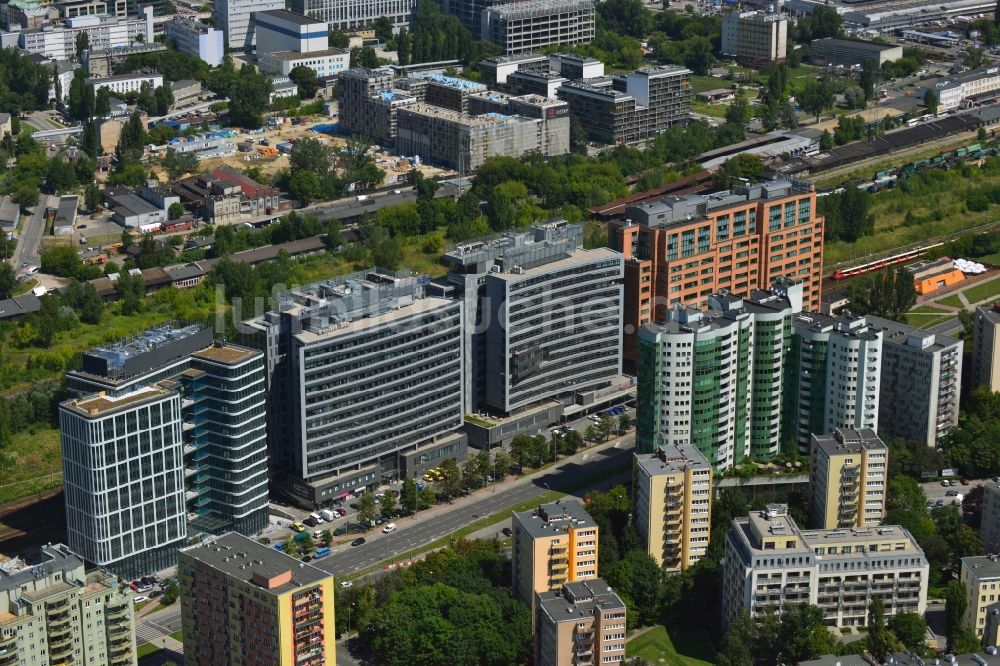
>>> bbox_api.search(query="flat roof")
[537,578,625,624]
[866,315,961,353]
[963,555,1000,580]
[254,8,324,26]
[635,443,710,476]
[812,428,885,457]
[292,294,457,344]
[63,385,174,418]
[811,37,900,53]
[513,499,595,540]
[191,343,258,365]
[181,532,331,595]
[264,47,349,61]
[486,246,620,281]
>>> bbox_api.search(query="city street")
[312,434,634,577]
[11,194,52,270]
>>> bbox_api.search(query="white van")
[382,523,397,534]
[309,512,324,524]
[319,509,336,522]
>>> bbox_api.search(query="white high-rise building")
[290,0,416,32]
[60,386,187,579]
[163,16,225,67]
[972,304,1000,393]
[785,313,883,453]
[721,10,787,65]
[214,0,284,51]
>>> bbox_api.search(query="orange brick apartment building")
[609,178,824,364]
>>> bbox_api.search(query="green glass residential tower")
[636,279,802,471]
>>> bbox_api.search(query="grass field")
[137,630,183,659]
[626,625,715,666]
[905,305,954,329]
[823,161,1000,267]
[936,293,965,308]
[0,428,63,505]
[961,276,1000,305]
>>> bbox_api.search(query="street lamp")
[347,602,355,636]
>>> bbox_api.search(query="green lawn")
[936,293,965,309]
[905,305,955,329]
[0,428,62,505]
[690,75,729,93]
[692,100,730,118]
[626,625,715,666]
[12,279,37,296]
[961,277,1000,305]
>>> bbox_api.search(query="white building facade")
[163,17,225,67]
[213,0,284,51]
[87,71,164,96]
[18,8,153,60]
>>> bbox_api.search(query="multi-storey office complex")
[809,428,887,530]
[61,325,269,576]
[481,0,595,54]
[557,65,691,145]
[258,48,350,78]
[213,0,284,50]
[973,304,1000,392]
[253,9,327,56]
[87,71,164,97]
[549,52,604,79]
[338,67,412,145]
[0,544,136,666]
[981,482,1000,555]
[784,312,882,453]
[721,11,787,65]
[610,178,824,366]
[961,555,1000,639]
[809,37,903,69]
[866,316,962,447]
[290,0,415,32]
[482,245,623,414]
[468,91,571,157]
[18,7,154,60]
[241,270,466,508]
[721,505,928,629]
[512,500,599,606]
[535,579,626,666]
[396,99,568,171]
[179,532,335,666]
[636,280,802,468]
[441,221,585,414]
[163,16,224,67]
[633,444,712,572]
[60,386,186,578]
[479,52,551,86]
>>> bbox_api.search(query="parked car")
[132,596,148,604]
[351,537,366,547]
[291,521,305,532]
[382,523,397,534]
[340,581,353,588]
[946,490,959,496]
[149,590,162,598]
[336,507,347,516]
[301,556,312,562]
[310,512,325,523]
[501,527,512,537]
[303,517,318,528]
[961,479,970,486]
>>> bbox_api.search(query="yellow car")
[290,521,305,533]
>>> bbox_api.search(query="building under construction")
[557,64,692,145]
[481,0,595,54]
[396,101,568,171]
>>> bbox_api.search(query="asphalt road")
[136,605,182,646]
[304,189,417,223]
[921,478,990,503]
[312,436,635,578]
[11,194,51,269]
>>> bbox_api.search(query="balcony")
[110,648,133,665]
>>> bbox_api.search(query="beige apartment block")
[535,579,626,666]
[809,428,887,529]
[961,555,1000,639]
[633,443,712,572]
[512,500,599,607]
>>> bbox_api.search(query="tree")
[372,16,394,43]
[229,64,272,129]
[868,596,889,659]
[95,86,111,117]
[13,181,38,212]
[819,128,834,150]
[41,245,83,278]
[153,84,174,116]
[946,579,968,649]
[289,65,319,99]
[618,413,632,433]
[357,491,378,527]
[81,119,99,158]
[713,154,764,190]
[725,88,752,128]
[0,264,16,300]
[115,269,144,315]
[799,79,835,122]
[379,490,397,517]
[400,478,419,514]
[63,280,103,323]
[439,458,462,498]
[485,180,530,231]
[168,203,185,220]
[847,266,916,322]
[68,70,95,122]
[924,88,939,116]
[320,529,333,546]
[162,148,198,179]
[350,46,380,69]
[418,485,436,510]
[889,612,927,652]
[396,27,411,66]
[75,32,89,61]
[329,30,351,48]
[161,581,179,606]
[115,111,146,165]
[493,450,511,479]
[860,60,877,102]
[46,158,77,193]
[717,610,755,666]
